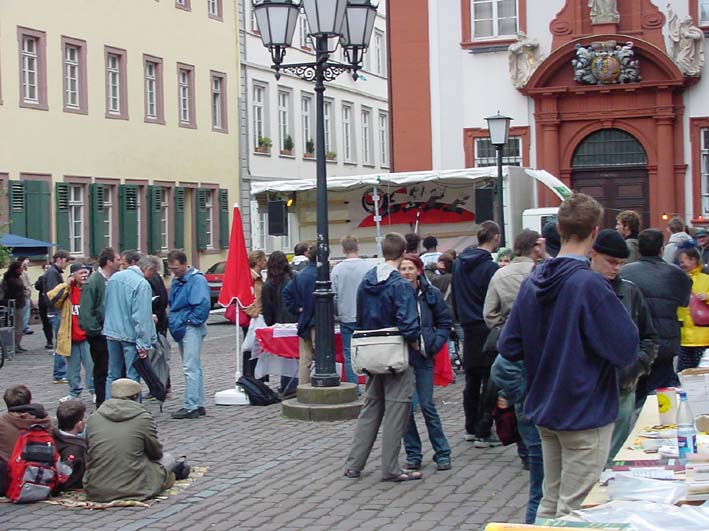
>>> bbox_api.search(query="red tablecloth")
[255,326,453,387]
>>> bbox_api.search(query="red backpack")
[6,424,69,503]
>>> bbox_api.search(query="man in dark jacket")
[283,244,317,386]
[451,220,500,447]
[619,229,692,401]
[590,230,659,464]
[499,193,639,518]
[344,233,421,482]
[79,248,120,408]
[45,250,74,383]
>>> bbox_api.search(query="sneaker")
[404,461,421,471]
[59,395,78,402]
[464,433,477,442]
[474,436,502,448]
[171,408,199,419]
[45,343,54,350]
[15,346,28,353]
[53,378,68,384]
[23,329,34,335]
[198,407,206,416]
[436,460,452,471]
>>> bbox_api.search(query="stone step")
[296,382,358,405]
[282,398,362,422]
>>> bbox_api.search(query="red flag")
[218,205,255,309]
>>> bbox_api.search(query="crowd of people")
[2,195,709,514]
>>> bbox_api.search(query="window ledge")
[303,155,316,161]
[326,158,338,164]
[363,163,376,168]
[254,150,272,156]
[279,153,296,159]
[106,112,129,120]
[202,248,222,255]
[462,38,516,53]
[20,101,49,111]
[145,117,166,125]
[212,126,228,134]
[179,122,197,129]
[64,106,88,116]
[208,14,223,22]
[344,161,358,166]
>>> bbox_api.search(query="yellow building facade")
[0,0,240,270]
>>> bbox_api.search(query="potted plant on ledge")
[304,139,315,159]
[255,136,272,154]
[281,135,295,156]
[326,150,337,161]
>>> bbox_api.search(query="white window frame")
[474,136,523,167]
[69,185,84,256]
[299,15,313,49]
[64,45,80,109]
[278,90,291,152]
[103,186,113,247]
[208,0,219,17]
[324,100,333,155]
[471,0,519,39]
[160,187,169,251]
[22,36,38,103]
[379,111,389,168]
[302,94,313,153]
[136,192,143,251]
[374,30,385,76]
[145,62,157,119]
[701,128,709,216]
[212,76,223,129]
[107,53,121,114]
[361,108,373,165]
[205,191,214,249]
[253,83,267,149]
[702,0,709,25]
[179,69,190,124]
[342,103,354,162]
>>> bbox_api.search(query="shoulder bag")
[351,327,409,375]
[690,293,709,327]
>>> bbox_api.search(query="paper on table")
[601,469,675,481]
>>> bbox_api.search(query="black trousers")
[87,335,109,408]
[38,301,53,344]
[462,324,494,438]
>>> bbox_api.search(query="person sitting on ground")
[0,385,53,496]
[615,210,641,263]
[84,378,177,502]
[53,400,87,492]
[420,235,442,269]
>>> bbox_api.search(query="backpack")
[6,424,69,503]
[236,375,281,406]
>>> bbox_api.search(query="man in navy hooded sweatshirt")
[499,193,638,518]
[451,221,500,446]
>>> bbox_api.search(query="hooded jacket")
[678,266,709,347]
[451,247,498,327]
[663,231,691,264]
[416,275,452,357]
[52,428,87,491]
[483,257,535,330]
[356,264,420,343]
[0,404,53,463]
[283,261,317,338]
[168,267,211,342]
[498,257,639,431]
[84,398,169,502]
[611,276,659,391]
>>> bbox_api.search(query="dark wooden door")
[572,169,650,231]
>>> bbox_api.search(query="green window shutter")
[196,189,208,251]
[55,183,70,250]
[9,181,27,237]
[25,180,50,242]
[118,184,139,251]
[89,184,107,257]
[174,186,185,250]
[218,189,229,249]
[147,186,162,254]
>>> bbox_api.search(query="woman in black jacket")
[261,251,298,397]
[2,261,27,352]
[399,254,452,471]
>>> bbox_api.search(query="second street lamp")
[252,0,378,388]
[485,112,513,248]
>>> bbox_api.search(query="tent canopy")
[0,234,55,257]
[249,167,570,200]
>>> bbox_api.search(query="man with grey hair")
[102,255,159,398]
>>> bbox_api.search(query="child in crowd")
[53,400,87,492]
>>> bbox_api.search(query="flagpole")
[235,304,241,381]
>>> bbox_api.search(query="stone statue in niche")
[666,4,705,76]
[588,0,620,24]
[508,32,544,88]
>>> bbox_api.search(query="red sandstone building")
[388,0,709,229]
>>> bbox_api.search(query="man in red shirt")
[48,263,94,403]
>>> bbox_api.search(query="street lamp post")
[485,112,513,248]
[253,0,378,388]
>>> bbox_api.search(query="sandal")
[344,468,361,479]
[382,471,423,482]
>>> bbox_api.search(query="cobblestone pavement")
[1,313,527,530]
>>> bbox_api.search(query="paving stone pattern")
[1,315,527,530]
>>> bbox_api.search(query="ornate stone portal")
[572,40,641,84]
[588,0,619,24]
[508,32,544,89]
[666,4,705,77]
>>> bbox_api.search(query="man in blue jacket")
[283,244,317,386]
[499,193,639,518]
[451,221,500,447]
[344,233,422,482]
[167,251,211,419]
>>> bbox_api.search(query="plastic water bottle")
[676,390,697,463]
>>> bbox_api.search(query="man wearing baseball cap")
[695,228,709,268]
[44,250,74,384]
[47,262,95,403]
[590,229,659,464]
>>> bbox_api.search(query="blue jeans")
[516,408,543,524]
[50,314,66,380]
[22,301,30,331]
[67,340,94,397]
[339,321,360,388]
[178,324,206,411]
[608,388,636,466]
[403,352,451,465]
[106,339,141,399]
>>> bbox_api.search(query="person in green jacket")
[79,248,120,408]
[84,379,174,502]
